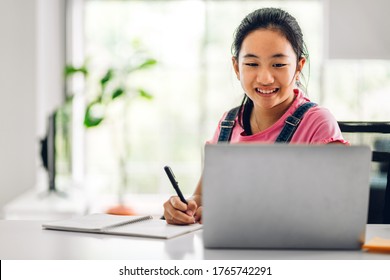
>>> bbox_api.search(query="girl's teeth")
[257,88,276,94]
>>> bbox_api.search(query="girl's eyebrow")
[272,53,289,58]
[242,53,259,59]
[242,53,289,59]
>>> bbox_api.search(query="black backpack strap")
[275,102,317,143]
[217,106,240,143]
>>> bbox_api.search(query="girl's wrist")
[188,194,202,206]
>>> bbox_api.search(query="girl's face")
[233,28,305,111]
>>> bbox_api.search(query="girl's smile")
[255,87,279,96]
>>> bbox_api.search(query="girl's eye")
[244,63,258,67]
[273,63,287,68]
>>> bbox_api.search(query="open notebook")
[42,214,202,239]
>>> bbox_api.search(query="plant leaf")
[138,58,157,70]
[128,58,157,73]
[64,65,88,77]
[84,102,105,128]
[138,88,153,100]
[112,87,125,99]
[100,69,114,88]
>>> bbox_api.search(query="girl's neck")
[251,94,296,133]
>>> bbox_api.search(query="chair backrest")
[338,121,390,224]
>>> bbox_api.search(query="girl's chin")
[253,97,294,110]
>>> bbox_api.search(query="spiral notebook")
[42,213,202,239]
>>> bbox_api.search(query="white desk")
[2,189,167,220]
[1,220,390,260]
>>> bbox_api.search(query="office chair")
[338,121,390,224]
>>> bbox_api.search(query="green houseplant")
[65,56,157,215]
[65,59,156,128]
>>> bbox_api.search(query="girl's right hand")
[163,196,198,225]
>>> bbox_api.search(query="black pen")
[164,165,188,204]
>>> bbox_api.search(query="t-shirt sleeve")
[206,112,228,145]
[294,106,349,145]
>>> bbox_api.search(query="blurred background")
[1,0,390,219]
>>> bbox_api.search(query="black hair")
[232,8,309,130]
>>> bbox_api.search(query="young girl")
[163,7,347,225]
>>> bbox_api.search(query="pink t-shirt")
[208,89,348,145]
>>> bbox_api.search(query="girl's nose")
[256,69,274,85]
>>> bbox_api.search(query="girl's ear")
[294,57,306,82]
[232,56,240,80]
[296,57,306,74]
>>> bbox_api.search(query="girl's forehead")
[240,28,295,58]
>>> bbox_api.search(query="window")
[72,0,390,200]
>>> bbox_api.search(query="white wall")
[0,0,65,212]
[326,0,390,59]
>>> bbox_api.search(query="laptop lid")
[203,144,371,249]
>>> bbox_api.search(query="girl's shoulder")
[305,104,338,123]
[294,103,348,144]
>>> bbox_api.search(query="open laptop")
[203,144,371,249]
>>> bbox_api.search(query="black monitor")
[40,111,57,192]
